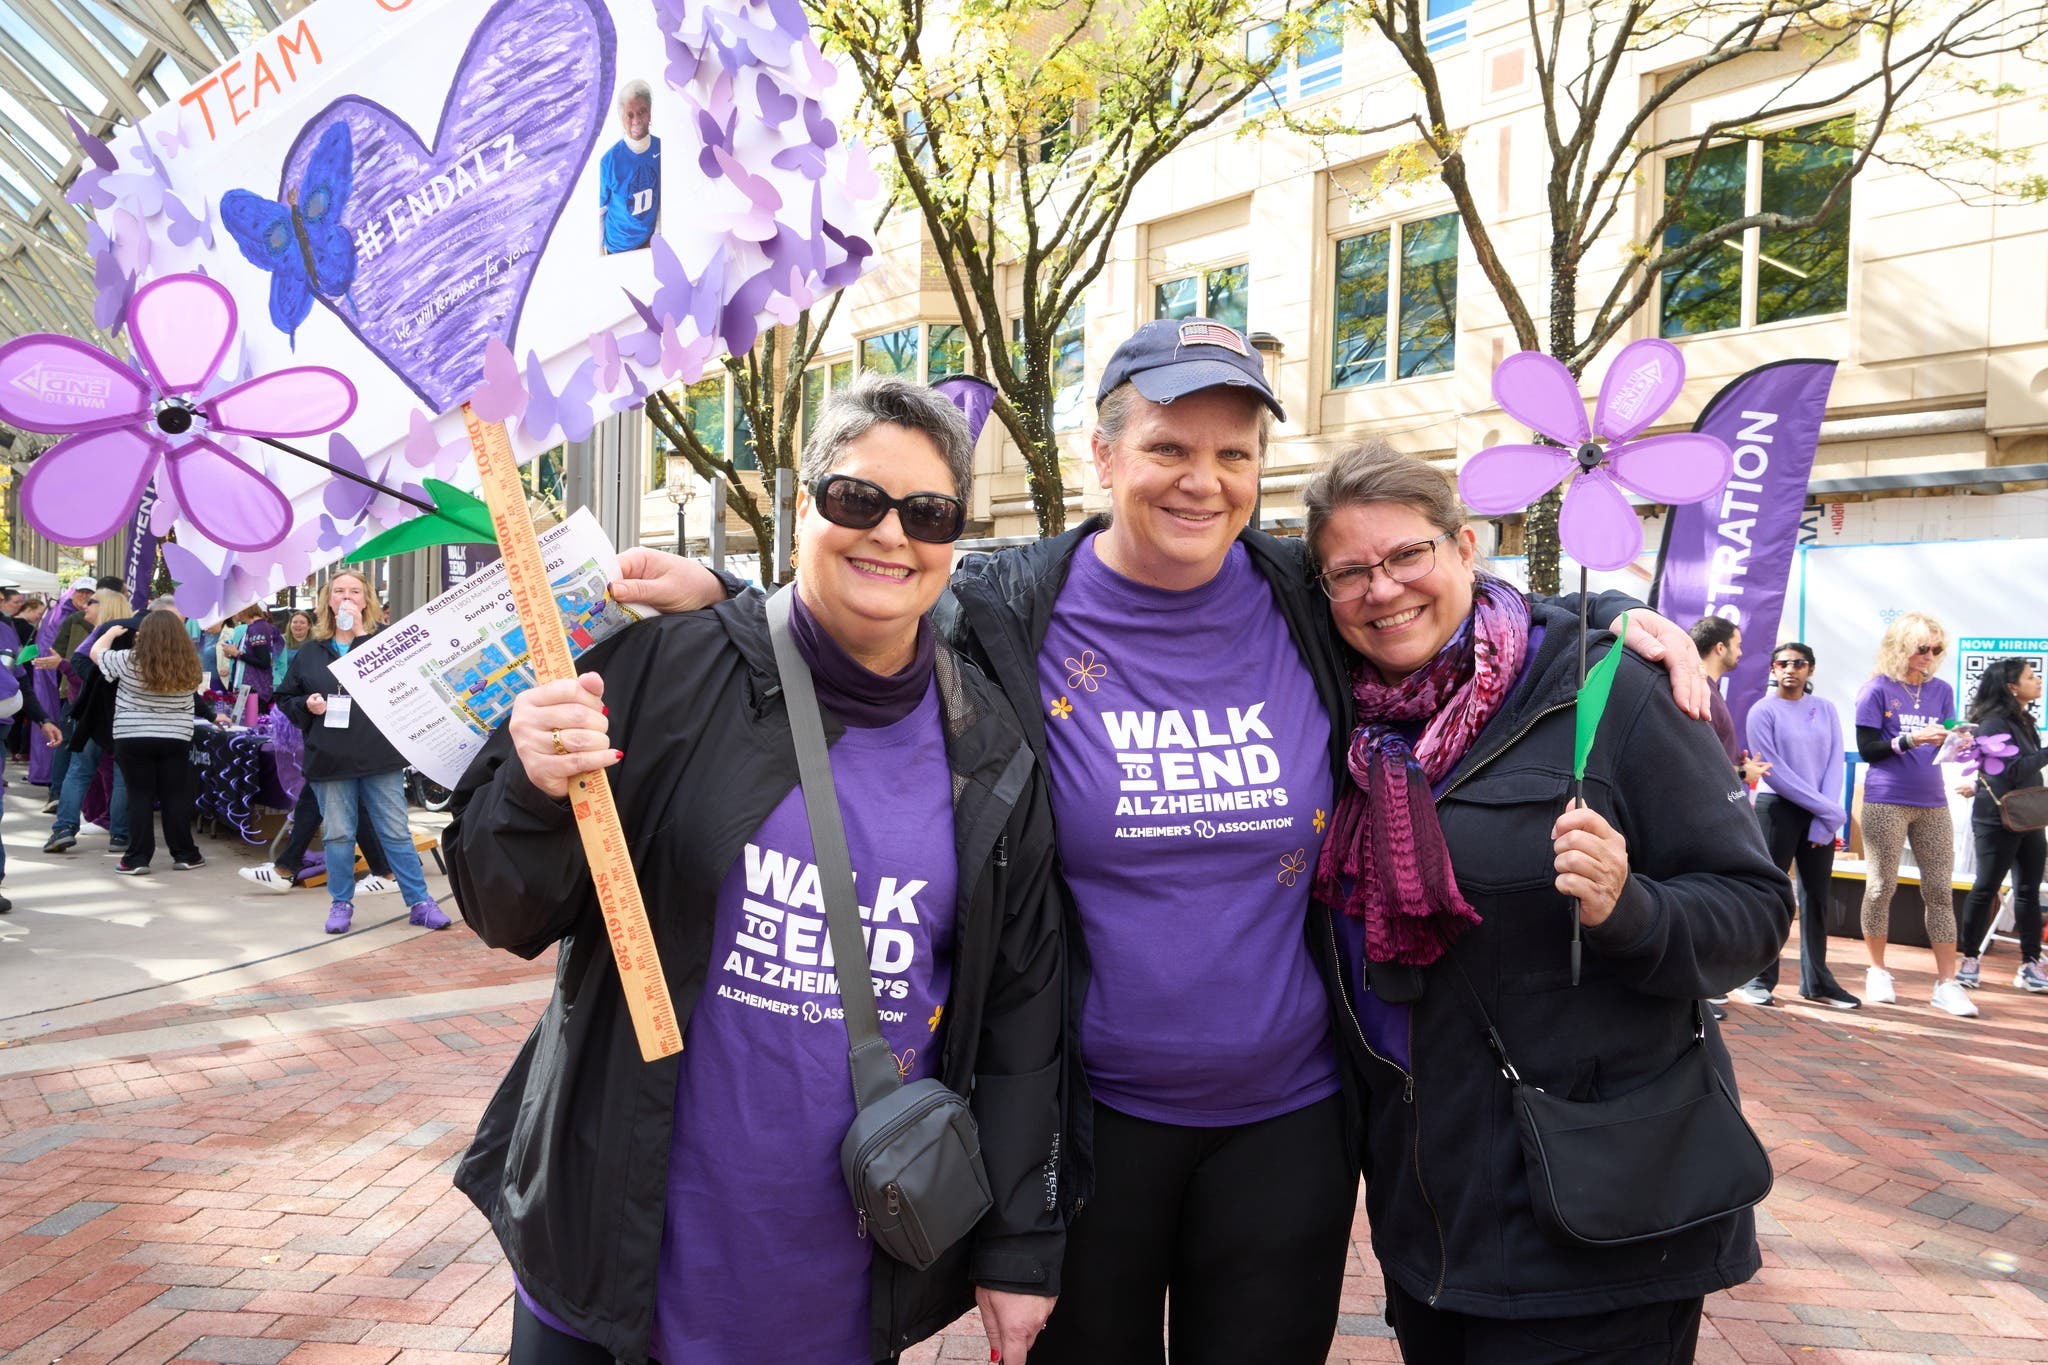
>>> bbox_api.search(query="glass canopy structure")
[0,0,290,347]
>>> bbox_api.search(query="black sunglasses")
[808,473,967,545]
[1771,658,1811,670]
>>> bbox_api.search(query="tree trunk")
[1524,247,1581,597]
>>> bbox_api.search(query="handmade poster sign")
[30,0,877,616]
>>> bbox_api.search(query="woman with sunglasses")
[445,374,1068,1365]
[1737,643,1858,1008]
[1956,659,2047,994]
[1854,613,1970,1016]
[606,321,1710,1364]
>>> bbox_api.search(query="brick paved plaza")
[2,788,2045,1364]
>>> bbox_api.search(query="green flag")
[344,479,499,564]
[1573,611,1628,781]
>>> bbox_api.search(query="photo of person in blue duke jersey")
[597,79,660,254]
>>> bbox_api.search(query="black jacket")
[274,632,408,779]
[1971,709,2047,826]
[445,592,1070,1364]
[1346,598,1792,1318]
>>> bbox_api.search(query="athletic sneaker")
[238,865,294,894]
[112,863,149,876]
[325,901,354,934]
[1799,983,1862,1010]
[2016,961,2048,994]
[39,799,57,815]
[1931,980,1979,1018]
[408,899,452,930]
[354,874,398,897]
[1731,981,1774,1006]
[1865,967,1897,1004]
[172,857,205,871]
[107,837,128,854]
[1956,956,1981,989]
[41,832,75,854]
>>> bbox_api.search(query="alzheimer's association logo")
[9,362,114,411]
[1603,353,1668,431]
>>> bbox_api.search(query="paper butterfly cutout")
[220,122,359,347]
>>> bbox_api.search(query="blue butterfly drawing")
[220,121,358,347]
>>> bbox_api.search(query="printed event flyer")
[330,507,646,785]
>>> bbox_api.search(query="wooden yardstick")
[460,404,683,1060]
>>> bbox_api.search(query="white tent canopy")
[0,553,64,594]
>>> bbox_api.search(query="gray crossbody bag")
[766,589,994,1270]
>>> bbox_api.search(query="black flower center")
[1575,441,1603,470]
[153,400,195,435]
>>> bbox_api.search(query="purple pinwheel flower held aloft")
[1964,731,2019,779]
[1460,338,1734,572]
[0,274,357,552]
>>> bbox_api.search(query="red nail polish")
[601,705,609,716]
[612,749,624,761]
[991,1352,1001,1363]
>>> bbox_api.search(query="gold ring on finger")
[551,728,569,756]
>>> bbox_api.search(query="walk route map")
[332,508,649,786]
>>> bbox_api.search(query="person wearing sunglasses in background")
[606,319,1712,1365]
[445,374,1068,1365]
[1853,613,1970,1016]
[1733,643,1858,1009]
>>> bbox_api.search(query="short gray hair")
[1302,440,1467,563]
[618,79,651,111]
[801,372,975,497]
[1095,381,1273,459]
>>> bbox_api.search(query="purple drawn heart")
[274,0,614,413]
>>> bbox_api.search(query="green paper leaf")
[344,479,499,564]
[1573,611,1628,781]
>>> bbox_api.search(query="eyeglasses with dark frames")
[1317,533,1454,602]
[1910,642,1946,657]
[807,473,967,545]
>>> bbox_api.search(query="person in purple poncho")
[1733,642,1858,1009]
[446,375,1069,1365]
[1851,612,1969,1017]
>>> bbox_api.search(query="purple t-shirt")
[1040,537,1337,1126]
[1855,674,1954,808]
[517,683,958,1363]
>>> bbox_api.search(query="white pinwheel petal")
[1492,351,1590,446]
[128,274,236,395]
[1458,443,1574,516]
[1593,338,1685,442]
[1558,467,1644,572]
[1605,433,1733,506]
[206,366,358,437]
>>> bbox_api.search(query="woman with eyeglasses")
[1956,659,2047,994]
[445,375,1068,1365]
[1736,643,1858,1008]
[604,321,1713,1365]
[1853,614,1970,1016]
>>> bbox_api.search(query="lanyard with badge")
[324,634,354,727]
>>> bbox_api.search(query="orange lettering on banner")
[175,18,324,143]
[376,0,413,9]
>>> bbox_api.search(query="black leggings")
[1032,1093,1354,1365]
[510,1296,619,1365]
[1959,819,2046,962]
[1385,1278,1703,1364]
[113,736,199,869]
[1752,795,1844,995]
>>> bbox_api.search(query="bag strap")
[766,588,904,1111]
[1439,953,1706,1089]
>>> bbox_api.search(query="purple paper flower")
[0,273,356,553]
[1962,732,2019,778]
[1459,338,1734,572]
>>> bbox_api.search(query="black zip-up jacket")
[274,632,408,779]
[445,591,1070,1364]
[1345,598,1792,1318]
[1971,710,2046,825]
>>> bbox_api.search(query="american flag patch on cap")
[1176,321,1249,355]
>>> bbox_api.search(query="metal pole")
[772,467,794,583]
[709,476,727,571]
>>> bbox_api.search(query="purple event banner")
[1654,358,1837,743]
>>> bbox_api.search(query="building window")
[650,375,755,488]
[1010,303,1087,430]
[1659,118,1852,339]
[1423,0,1473,53]
[1245,2,1343,113]
[801,358,856,444]
[1155,263,1248,333]
[860,326,920,378]
[1331,212,1458,388]
[929,324,969,380]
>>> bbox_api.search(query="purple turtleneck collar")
[787,587,936,728]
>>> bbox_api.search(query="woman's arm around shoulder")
[1583,655,1794,998]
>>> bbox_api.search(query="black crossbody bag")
[767,590,994,1270]
[1448,964,1772,1248]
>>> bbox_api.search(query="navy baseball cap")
[1096,318,1285,420]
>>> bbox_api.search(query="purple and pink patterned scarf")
[1314,576,1530,966]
